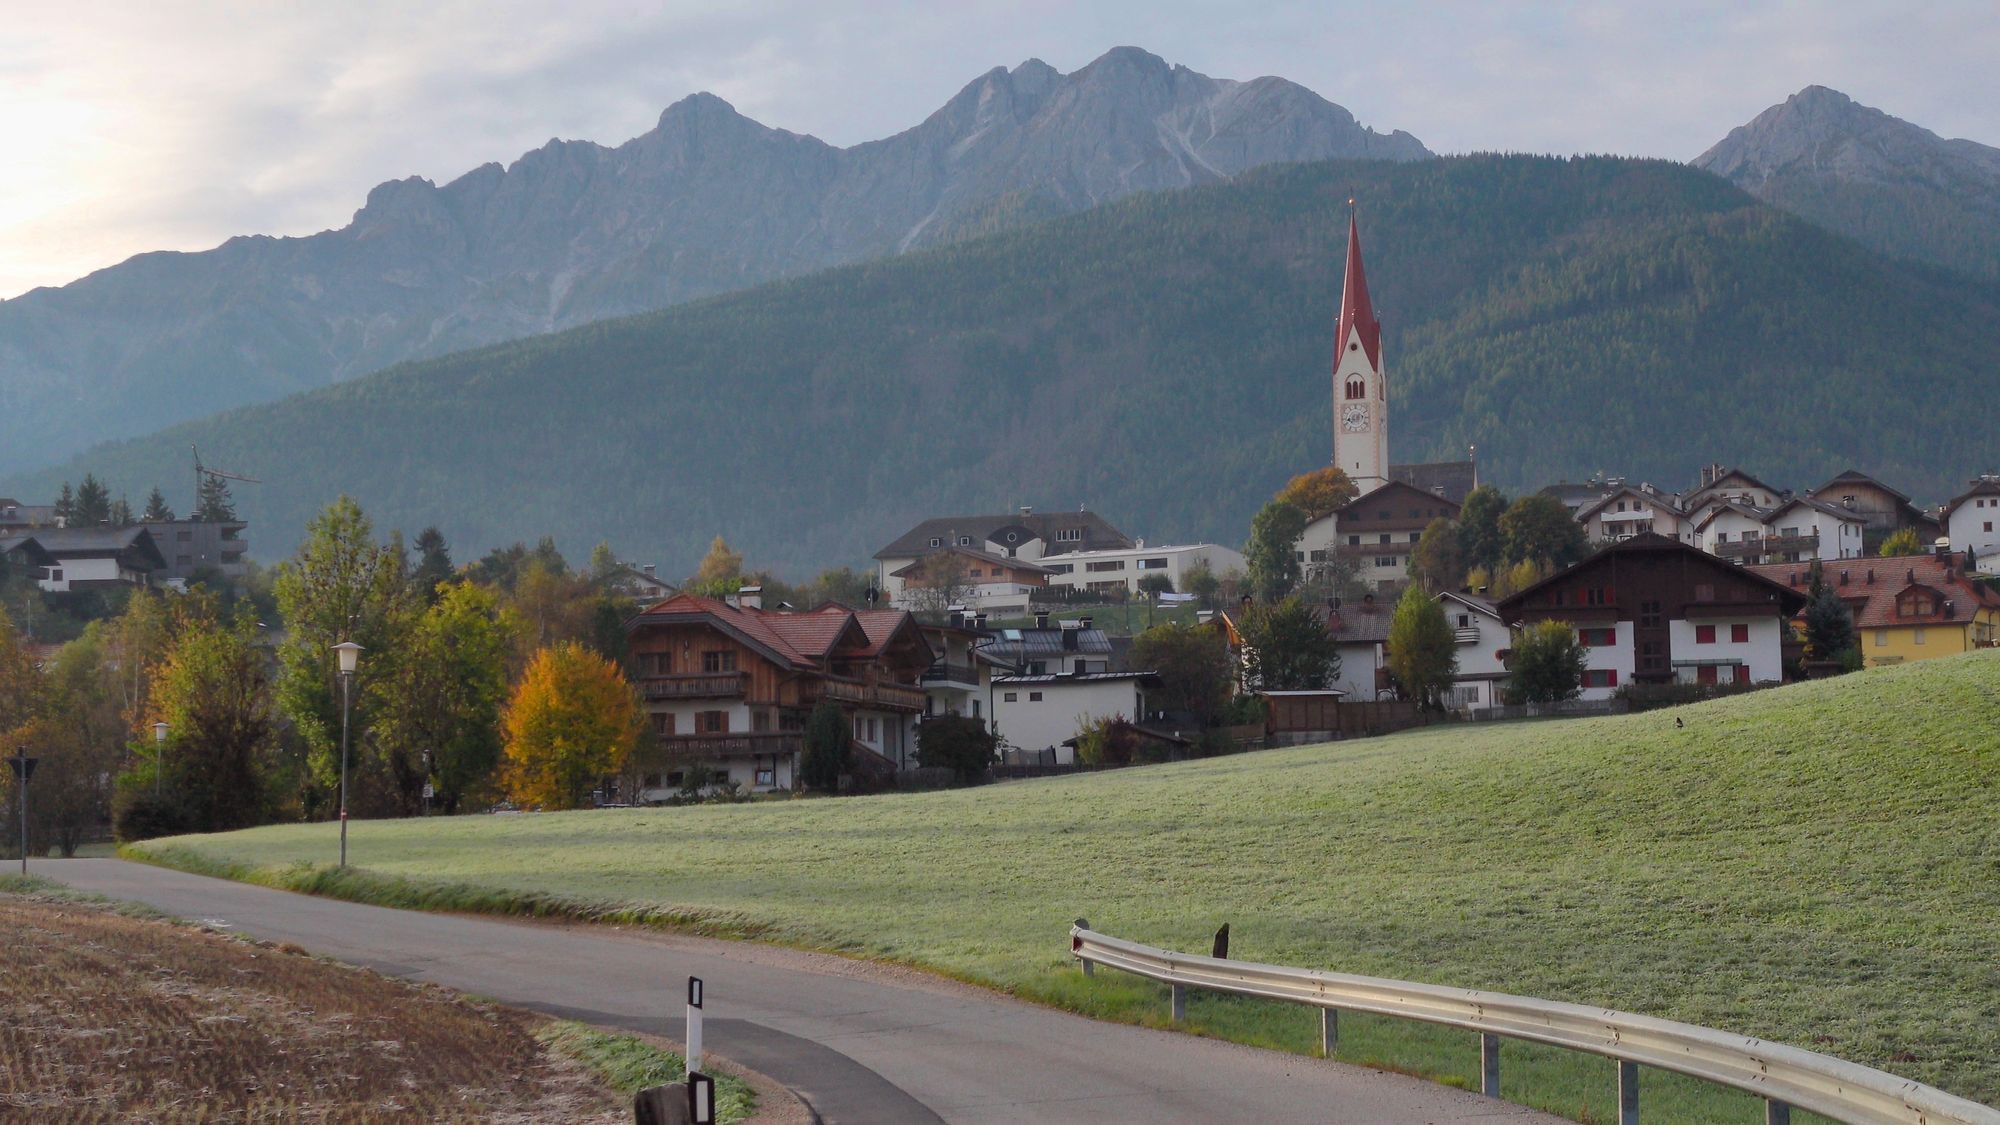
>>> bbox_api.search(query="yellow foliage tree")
[500,642,642,810]
[1275,466,1359,523]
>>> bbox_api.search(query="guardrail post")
[1320,1008,1337,1057]
[1074,918,1092,977]
[1480,1033,1500,1098]
[1617,1060,1639,1125]
[1171,983,1187,1023]
[1765,1101,1790,1125]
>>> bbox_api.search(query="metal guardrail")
[1069,924,2000,1125]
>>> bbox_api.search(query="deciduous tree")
[1408,518,1467,594]
[1275,466,1358,522]
[500,642,641,810]
[1457,485,1509,576]
[1879,528,1924,557]
[1131,621,1235,725]
[1245,500,1308,603]
[902,551,976,623]
[1239,596,1339,691]
[373,582,510,814]
[1504,620,1588,704]
[914,715,997,784]
[1386,584,1458,710]
[146,614,277,833]
[1500,494,1590,569]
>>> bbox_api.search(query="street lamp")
[7,753,37,876]
[333,641,364,867]
[153,721,169,798]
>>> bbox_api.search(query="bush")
[914,715,997,785]
[112,783,193,843]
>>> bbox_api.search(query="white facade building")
[1437,592,1511,711]
[1944,476,2000,576]
[989,673,1155,764]
[1040,542,1245,598]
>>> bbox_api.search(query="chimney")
[1079,615,1094,630]
[641,563,656,577]
[1034,611,1050,629]
[948,610,964,629]
[974,612,988,630]
[738,584,763,610]
[1020,505,1033,517]
[1866,568,1874,585]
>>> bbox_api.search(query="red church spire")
[1335,208,1381,369]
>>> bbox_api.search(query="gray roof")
[1390,461,1477,504]
[979,627,1115,666]
[874,511,1134,559]
[993,671,1160,685]
[0,535,57,568]
[26,525,167,568]
[888,544,1053,577]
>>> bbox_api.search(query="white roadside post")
[685,976,703,1075]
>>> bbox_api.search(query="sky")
[3,1,1996,300]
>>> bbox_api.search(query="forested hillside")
[9,155,1995,577]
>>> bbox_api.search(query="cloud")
[1,1,1995,298]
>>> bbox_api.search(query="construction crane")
[192,445,260,519]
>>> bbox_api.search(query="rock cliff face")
[0,46,1426,473]
[1695,86,2000,280]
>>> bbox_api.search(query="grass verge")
[536,1020,757,1123]
[132,651,2000,1123]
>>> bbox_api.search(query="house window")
[1715,532,1729,543]
[1139,558,1168,569]
[1056,527,1083,542]
[1694,584,1715,603]
[702,650,738,673]
[752,709,773,732]
[929,537,941,547]
[1696,624,1717,644]
[1780,526,1799,538]
[1730,623,1749,643]
[1697,665,1718,685]
[1045,563,1073,574]
[755,766,776,787]
[1029,691,1043,702]
[867,717,878,740]
[1640,640,1665,671]
[1085,561,1125,572]
[1409,532,1422,543]
[1376,511,1390,520]
[958,536,972,546]
[1583,585,1612,606]
[1639,600,1662,628]
[1003,692,1018,702]
[1375,557,1396,568]
[1378,533,1392,545]
[176,530,192,542]
[1913,628,1926,645]
[968,568,982,577]
[652,712,676,736]
[1579,627,1616,647]
[1347,535,1361,546]
[1582,669,1618,688]
[697,710,728,733]
[1874,629,1888,647]
[1309,549,1328,563]
[1457,614,1471,628]
[645,652,672,675]
[1027,661,1048,675]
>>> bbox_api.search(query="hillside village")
[3,212,1994,808]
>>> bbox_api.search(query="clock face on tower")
[1340,403,1370,433]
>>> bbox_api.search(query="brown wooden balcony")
[922,660,980,686]
[639,672,748,701]
[1715,532,1818,560]
[803,676,928,712]
[658,732,802,758]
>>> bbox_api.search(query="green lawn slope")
[139,652,2000,1121]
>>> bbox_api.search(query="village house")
[1684,465,1789,514]
[887,545,1051,617]
[623,591,933,796]
[917,612,1000,726]
[140,517,250,586]
[1806,469,1940,546]
[1751,551,2000,667]
[1437,590,1511,712]
[1575,483,1691,544]
[1037,540,1244,599]
[1309,480,1461,593]
[983,614,1157,763]
[1942,475,2000,575]
[873,509,1133,610]
[601,563,676,606]
[21,526,167,592]
[1496,533,1808,700]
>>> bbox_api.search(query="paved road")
[38,859,1563,1124]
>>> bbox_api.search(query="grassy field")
[138,652,2000,1122]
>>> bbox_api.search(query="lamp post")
[333,641,364,867]
[7,753,36,876]
[153,721,169,798]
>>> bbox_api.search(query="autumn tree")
[1275,466,1358,522]
[685,536,744,597]
[1245,500,1308,603]
[902,551,977,623]
[1879,527,1925,557]
[500,642,642,810]
[373,582,511,814]
[1504,620,1589,705]
[1131,621,1236,726]
[28,629,132,853]
[1407,518,1467,593]
[1386,584,1458,710]
[142,614,278,834]
[1239,596,1339,691]
[1181,563,1221,608]
[1500,494,1590,569]
[273,497,416,817]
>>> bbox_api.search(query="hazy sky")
[4,1,1996,299]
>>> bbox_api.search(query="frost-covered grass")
[138,651,2000,1122]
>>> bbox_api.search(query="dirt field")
[0,890,629,1122]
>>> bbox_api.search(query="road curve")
[38,859,1564,1124]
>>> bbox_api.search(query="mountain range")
[1695,85,2000,280]
[9,155,1993,578]
[0,46,1426,474]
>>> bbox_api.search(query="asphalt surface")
[37,858,1564,1124]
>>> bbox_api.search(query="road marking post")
[686,976,704,1075]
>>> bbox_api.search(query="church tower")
[1332,211,1388,491]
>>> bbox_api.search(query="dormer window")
[958,536,972,546]
[1897,592,1935,617]
[928,537,941,548]
[1055,527,1083,542]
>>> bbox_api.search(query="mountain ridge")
[0,46,1426,475]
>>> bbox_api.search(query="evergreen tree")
[194,473,236,521]
[109,496,134,527]
[73,474,112,526]
[1386,584,1458,710]
[53,482,74,526]
[411,527,455,603]
[1245,500,1307,603]
[1803,565,1860,669]
[141,488,174,522]
[801,699,847,793]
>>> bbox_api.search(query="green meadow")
[138,652,2000,1122]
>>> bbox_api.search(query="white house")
[28,526,166,592]
[1694,497,1865,566]
[1039,541,1245,598]
[1436,591,1510,712]
[1944,475,2000,576]
[989,671,1158,764]
[1575,485,1691,544]
[872,510,1135,607]
[887,546,1051,617]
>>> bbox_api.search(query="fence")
[1263,697,1429,743]
[1471,698,1630,722]
[1068,924,2000,1125]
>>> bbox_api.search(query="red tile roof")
[1750,553,2000,629]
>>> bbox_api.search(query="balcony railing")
[1715,532,1818,559]
[657,732,802,758]
[1454,627,1482,645]
[639,672,749,701]
[922,660,980,686]
[804,676,928,712]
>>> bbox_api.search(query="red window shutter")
[1731,623,1749,643]
[1607,669,1618,686]
[1698,665,1717,684]
[1736,664,1749,683]
[1696,625,1716,644]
